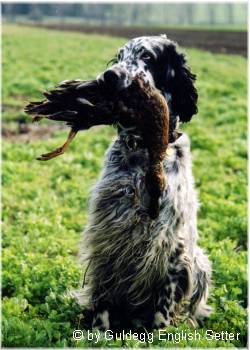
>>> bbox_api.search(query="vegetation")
[2,3,247,29]
[2,25,247,348]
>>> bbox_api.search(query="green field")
[2,25,247,348]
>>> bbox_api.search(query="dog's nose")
[103,70,119,87]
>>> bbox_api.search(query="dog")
[75,35,212,331]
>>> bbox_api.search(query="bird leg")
[37,129,77,161]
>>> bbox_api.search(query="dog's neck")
[168,113,180,143]
[163,91,180,143]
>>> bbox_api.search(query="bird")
[25,74,170,219]
[25,79,119,160]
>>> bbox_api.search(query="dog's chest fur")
[81,130,197,308]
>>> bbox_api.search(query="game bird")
[25,74,170,219]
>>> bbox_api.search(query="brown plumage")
[118,77,169,218]
[25,75,169,218]
[25,79,118,160]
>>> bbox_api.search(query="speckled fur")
[25,34,211,331]
[75,130,211,330]
[74,37,211,330]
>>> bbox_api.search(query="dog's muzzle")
[97,64,133,91]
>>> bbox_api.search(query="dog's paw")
[92,310,110,331]
[152,311,170,329]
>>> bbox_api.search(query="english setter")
[75,35,212,331]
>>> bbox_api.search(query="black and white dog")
[75,35,212,331]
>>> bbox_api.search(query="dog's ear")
[164,43,198,122]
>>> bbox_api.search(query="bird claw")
[37,146,64,161]
[36,129,77,161]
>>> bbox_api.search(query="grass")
[2,24,247,348]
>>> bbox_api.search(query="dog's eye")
[140,52,153,62]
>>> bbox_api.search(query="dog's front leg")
[152,277,175,329]
[153,248,193,329]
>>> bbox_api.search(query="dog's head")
[98,35,198,123]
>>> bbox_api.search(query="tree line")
[2,3,247,27]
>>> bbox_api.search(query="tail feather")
[25,101,59,116]
[25,81,97,125]
[24,79,117,161]
[47,110,78,121]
